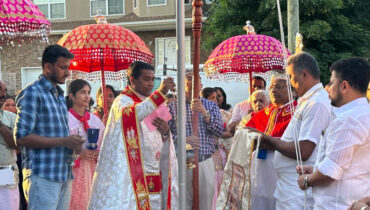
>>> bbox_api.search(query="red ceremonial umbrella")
[57,14,153,114]
[204,21,290,92]
[0,0,50,45]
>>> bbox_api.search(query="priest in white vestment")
[88,61,178,210]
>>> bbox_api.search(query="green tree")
[203,0,370,84]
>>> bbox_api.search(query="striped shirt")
[15,75,72,182]
[168,98,223,156]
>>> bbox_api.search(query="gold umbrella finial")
[295,33,303,54]
[243,20,256,35]
[94,9,107,24]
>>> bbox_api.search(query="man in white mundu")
[259,52,332,209]
[88,61,178,210]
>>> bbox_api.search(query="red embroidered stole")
[245,101,297,137]
[121,87,171,210]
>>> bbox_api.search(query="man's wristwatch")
[361,205,369,210]
[303,175,310,188]
[162,131,170,139]
[204,110,210,119]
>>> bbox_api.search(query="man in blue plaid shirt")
[15,45,85,210]
[168,72,223,210]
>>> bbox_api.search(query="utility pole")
[287,0,299,54]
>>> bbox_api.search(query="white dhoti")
[250,151,276,210]
[275,195,313,210]
[186,157,215,210]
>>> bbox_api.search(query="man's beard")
[330,91,342,107]
[50,70,66,84]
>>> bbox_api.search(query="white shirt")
[313,97,370,210]
[229,100,252,123]
[273,83,332,202]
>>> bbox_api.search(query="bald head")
[269,75,290,106]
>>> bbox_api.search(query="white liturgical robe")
[88,88,178,210]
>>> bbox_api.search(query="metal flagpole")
[176,0,186,209]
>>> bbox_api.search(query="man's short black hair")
[42,44,74,68]
[330,57,370,94]
[253,76,267,88]
[287,52,320,80]
[127,61,155,84]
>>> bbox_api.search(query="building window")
[90,0,124,16]
[33,0,65,19]
[133,0,137,8]
[184,0,190,4]
[155,36,191,69]
[147,0,166,6]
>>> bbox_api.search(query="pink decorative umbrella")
[0,0,50,45]
[57,13,153,114]
[204,21,290,86]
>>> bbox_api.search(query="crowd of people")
[0,44,369,210]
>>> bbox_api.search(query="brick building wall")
[1,28,210,95]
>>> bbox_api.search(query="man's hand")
[152,117,170,136]
[259,142,274,150]
[298,174,309,190]
[158,77,175,95]
[348,201,369,210]
[191,99,210,123]
[102,114,109,125]
[228,121,240,135]
[245,126,264,135]
[186,135,200,150]
[296,165,314,175]
[191,99,205,113]
[63,135,85,153]
[221,130,233,138]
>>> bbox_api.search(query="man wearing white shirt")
[258,52,332,209]
[297,57,370,210]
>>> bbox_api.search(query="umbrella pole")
[249,71,253,95]
[100,52,108,115]
[192,0,202,209]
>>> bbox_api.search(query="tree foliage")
[203,0,370,84]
